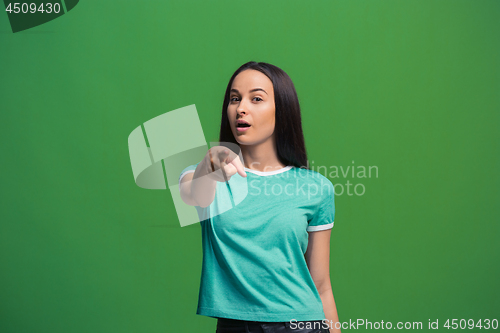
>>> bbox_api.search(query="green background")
[1,0,499,332]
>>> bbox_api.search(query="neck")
[240,136,286,172]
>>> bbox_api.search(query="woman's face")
[227,69,276,146]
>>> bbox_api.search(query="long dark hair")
[219,61,309,169]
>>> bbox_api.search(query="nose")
[236,97,249,115]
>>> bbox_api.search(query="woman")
[179,61,341,333]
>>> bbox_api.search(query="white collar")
[243,165,293,176]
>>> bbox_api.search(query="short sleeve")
[307,178,335,232]
[178,163,200,191]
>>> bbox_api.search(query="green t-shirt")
[179,164,335,322]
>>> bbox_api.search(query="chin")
[231,134,252,145]
[231,130,248,143]
[234,137,252,145]
[235,137,266,147]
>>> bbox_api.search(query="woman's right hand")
[200,146,247,182]
[180,146,246,207]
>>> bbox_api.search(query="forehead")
[231,70,273,92]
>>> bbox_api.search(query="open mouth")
[236,122,251,132]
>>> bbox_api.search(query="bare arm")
[305,229,341,333]
[179,171,216,207]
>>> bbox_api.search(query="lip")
[236,119,250,126]
[236,119,251,132]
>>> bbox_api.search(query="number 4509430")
[444,319,498,330]
[5,3,61,14]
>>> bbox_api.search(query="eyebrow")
[230,88,268,95]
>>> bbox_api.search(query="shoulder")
[292,167,334,188]
[288,167,335,203]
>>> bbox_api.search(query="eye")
[229,96,262,103]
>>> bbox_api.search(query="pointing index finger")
[230,155,247,178]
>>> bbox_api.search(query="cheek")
[227,108,236,125]
[260,110,275,135]
[267,109,276,129]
